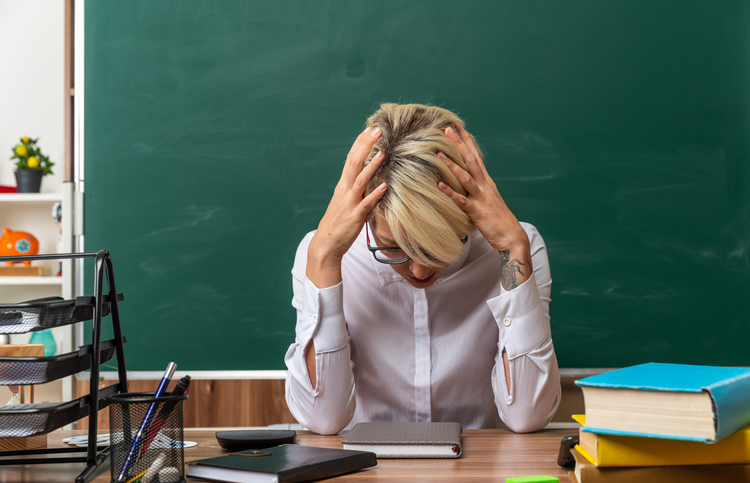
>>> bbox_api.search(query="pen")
[139,375,192,455]
[116,362,177,482]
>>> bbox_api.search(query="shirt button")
[312,315,318,323]
[503,317,512,327]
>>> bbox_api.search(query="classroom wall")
[0,0,65,193]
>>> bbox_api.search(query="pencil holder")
[106,392,188,483]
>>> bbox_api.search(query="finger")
[347,126,371,159]
[445,127,485,182]
[437,151,479,194]
[341,128,382,186]
[359,182,388,214]
[353,126,382,163]
[353,150,385,193]
[344,127,382,183]
[455,125,491,180]
[438,181,472,212]
[455,125,482,165]
[340,127,371,182]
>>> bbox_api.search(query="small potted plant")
[9,136,54,193]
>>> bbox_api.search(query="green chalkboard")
[84,1,750,371]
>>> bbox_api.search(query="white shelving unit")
[0,193,63,203]
[0,192,63,296]
[0,276,63,286]
[0,187,76,406]
[0,188,66,303]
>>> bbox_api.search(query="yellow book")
[573,414,750,467]
[570,447,750,483]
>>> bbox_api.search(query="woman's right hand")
[306,126,387,288]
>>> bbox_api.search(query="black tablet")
[215,430,297,451]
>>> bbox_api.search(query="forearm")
[494,340,561,433]
[285,344,356,435]
[306,234,344,289]
[304,236,343,389]
[487,248,558,432]
[286,328,356,434]
[498,231,531,393]
[498,228,533,291]
[285,268,356,434]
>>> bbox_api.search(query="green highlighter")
[505,477,559,483]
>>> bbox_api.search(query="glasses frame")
[365,222,468,265]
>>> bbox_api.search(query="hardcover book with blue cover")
[576,363,750,442]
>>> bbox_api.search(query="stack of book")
[570,362,750,483]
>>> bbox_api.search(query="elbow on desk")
[501,386,561,434]
[504,415,551,434]
[502,401,558,433]
[302,418,349,436]
[284,384,355,436]
[288,401,354,435]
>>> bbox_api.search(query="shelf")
[0,383,120,438]
[0,193,62,204]
[0,277,63,286]
[0,294,115,334]
[0,251,126,481]
[0,338,121,385]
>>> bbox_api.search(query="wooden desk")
[0,428,577,482]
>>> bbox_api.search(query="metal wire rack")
[0,251,129,483]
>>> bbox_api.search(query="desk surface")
[0,428,577,482]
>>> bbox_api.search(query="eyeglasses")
[366,222,468,265]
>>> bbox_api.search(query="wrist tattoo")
[499,250,529,291]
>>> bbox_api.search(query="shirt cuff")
[486,272,551,359]
[297,277,348,353]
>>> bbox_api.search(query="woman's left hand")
[438,126,527,252]
[438,126,533,289]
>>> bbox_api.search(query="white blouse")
[284,222,561,435]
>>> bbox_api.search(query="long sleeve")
[486,224,561,433]
[285,224,560,433]
[284,232,356,435]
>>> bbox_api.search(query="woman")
[285,104,560,435]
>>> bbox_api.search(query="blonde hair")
[364,103,477,268]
